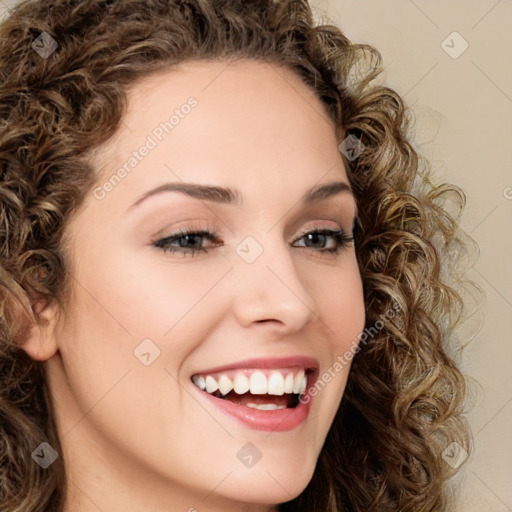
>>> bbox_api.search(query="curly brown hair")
[0,0,477,510]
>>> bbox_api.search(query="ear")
[17,290,61,361]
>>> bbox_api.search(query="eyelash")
[152,227,355,257]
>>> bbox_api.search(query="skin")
[22,59,366,512]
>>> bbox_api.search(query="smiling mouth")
[191,367,312,411]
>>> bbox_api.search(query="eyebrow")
[127,180,356,213]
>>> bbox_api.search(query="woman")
[0,0,474,510]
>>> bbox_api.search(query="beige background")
[1,0,511,510]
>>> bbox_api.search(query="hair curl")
[0,0,477,510]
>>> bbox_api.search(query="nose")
[230,234,319,335]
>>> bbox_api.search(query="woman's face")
[43,60,366,511]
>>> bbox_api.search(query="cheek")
[74,242,229,341]
[308,257,366,348]
[53,274,185,454]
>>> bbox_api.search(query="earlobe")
[17,294,61,362]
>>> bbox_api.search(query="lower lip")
[196,387,314,432]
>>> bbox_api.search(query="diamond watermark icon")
[441,441,468,469]
[31,442,58,469]
[236,442,262,468]
[32,32,58,59]
[339,134,365,161]
[441,32,468,59]
[133,338,161,366]
[235,236,263,264]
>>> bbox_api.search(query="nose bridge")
[231,231,318,329]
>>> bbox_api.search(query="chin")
[217,456,317,506]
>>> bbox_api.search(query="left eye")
[152,228,354,257]
[294,229,354,252]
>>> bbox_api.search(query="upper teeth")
[192,369,307,396]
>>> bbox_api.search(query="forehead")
[94,58,339,169]
[86,59,352,218]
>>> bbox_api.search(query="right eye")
[152,229,221,257]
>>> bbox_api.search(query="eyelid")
[153,220,350,243]
[294,219,352,236]
[152,214,356,240]
[150,221,216,243]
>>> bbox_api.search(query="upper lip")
[192,356,320,376]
